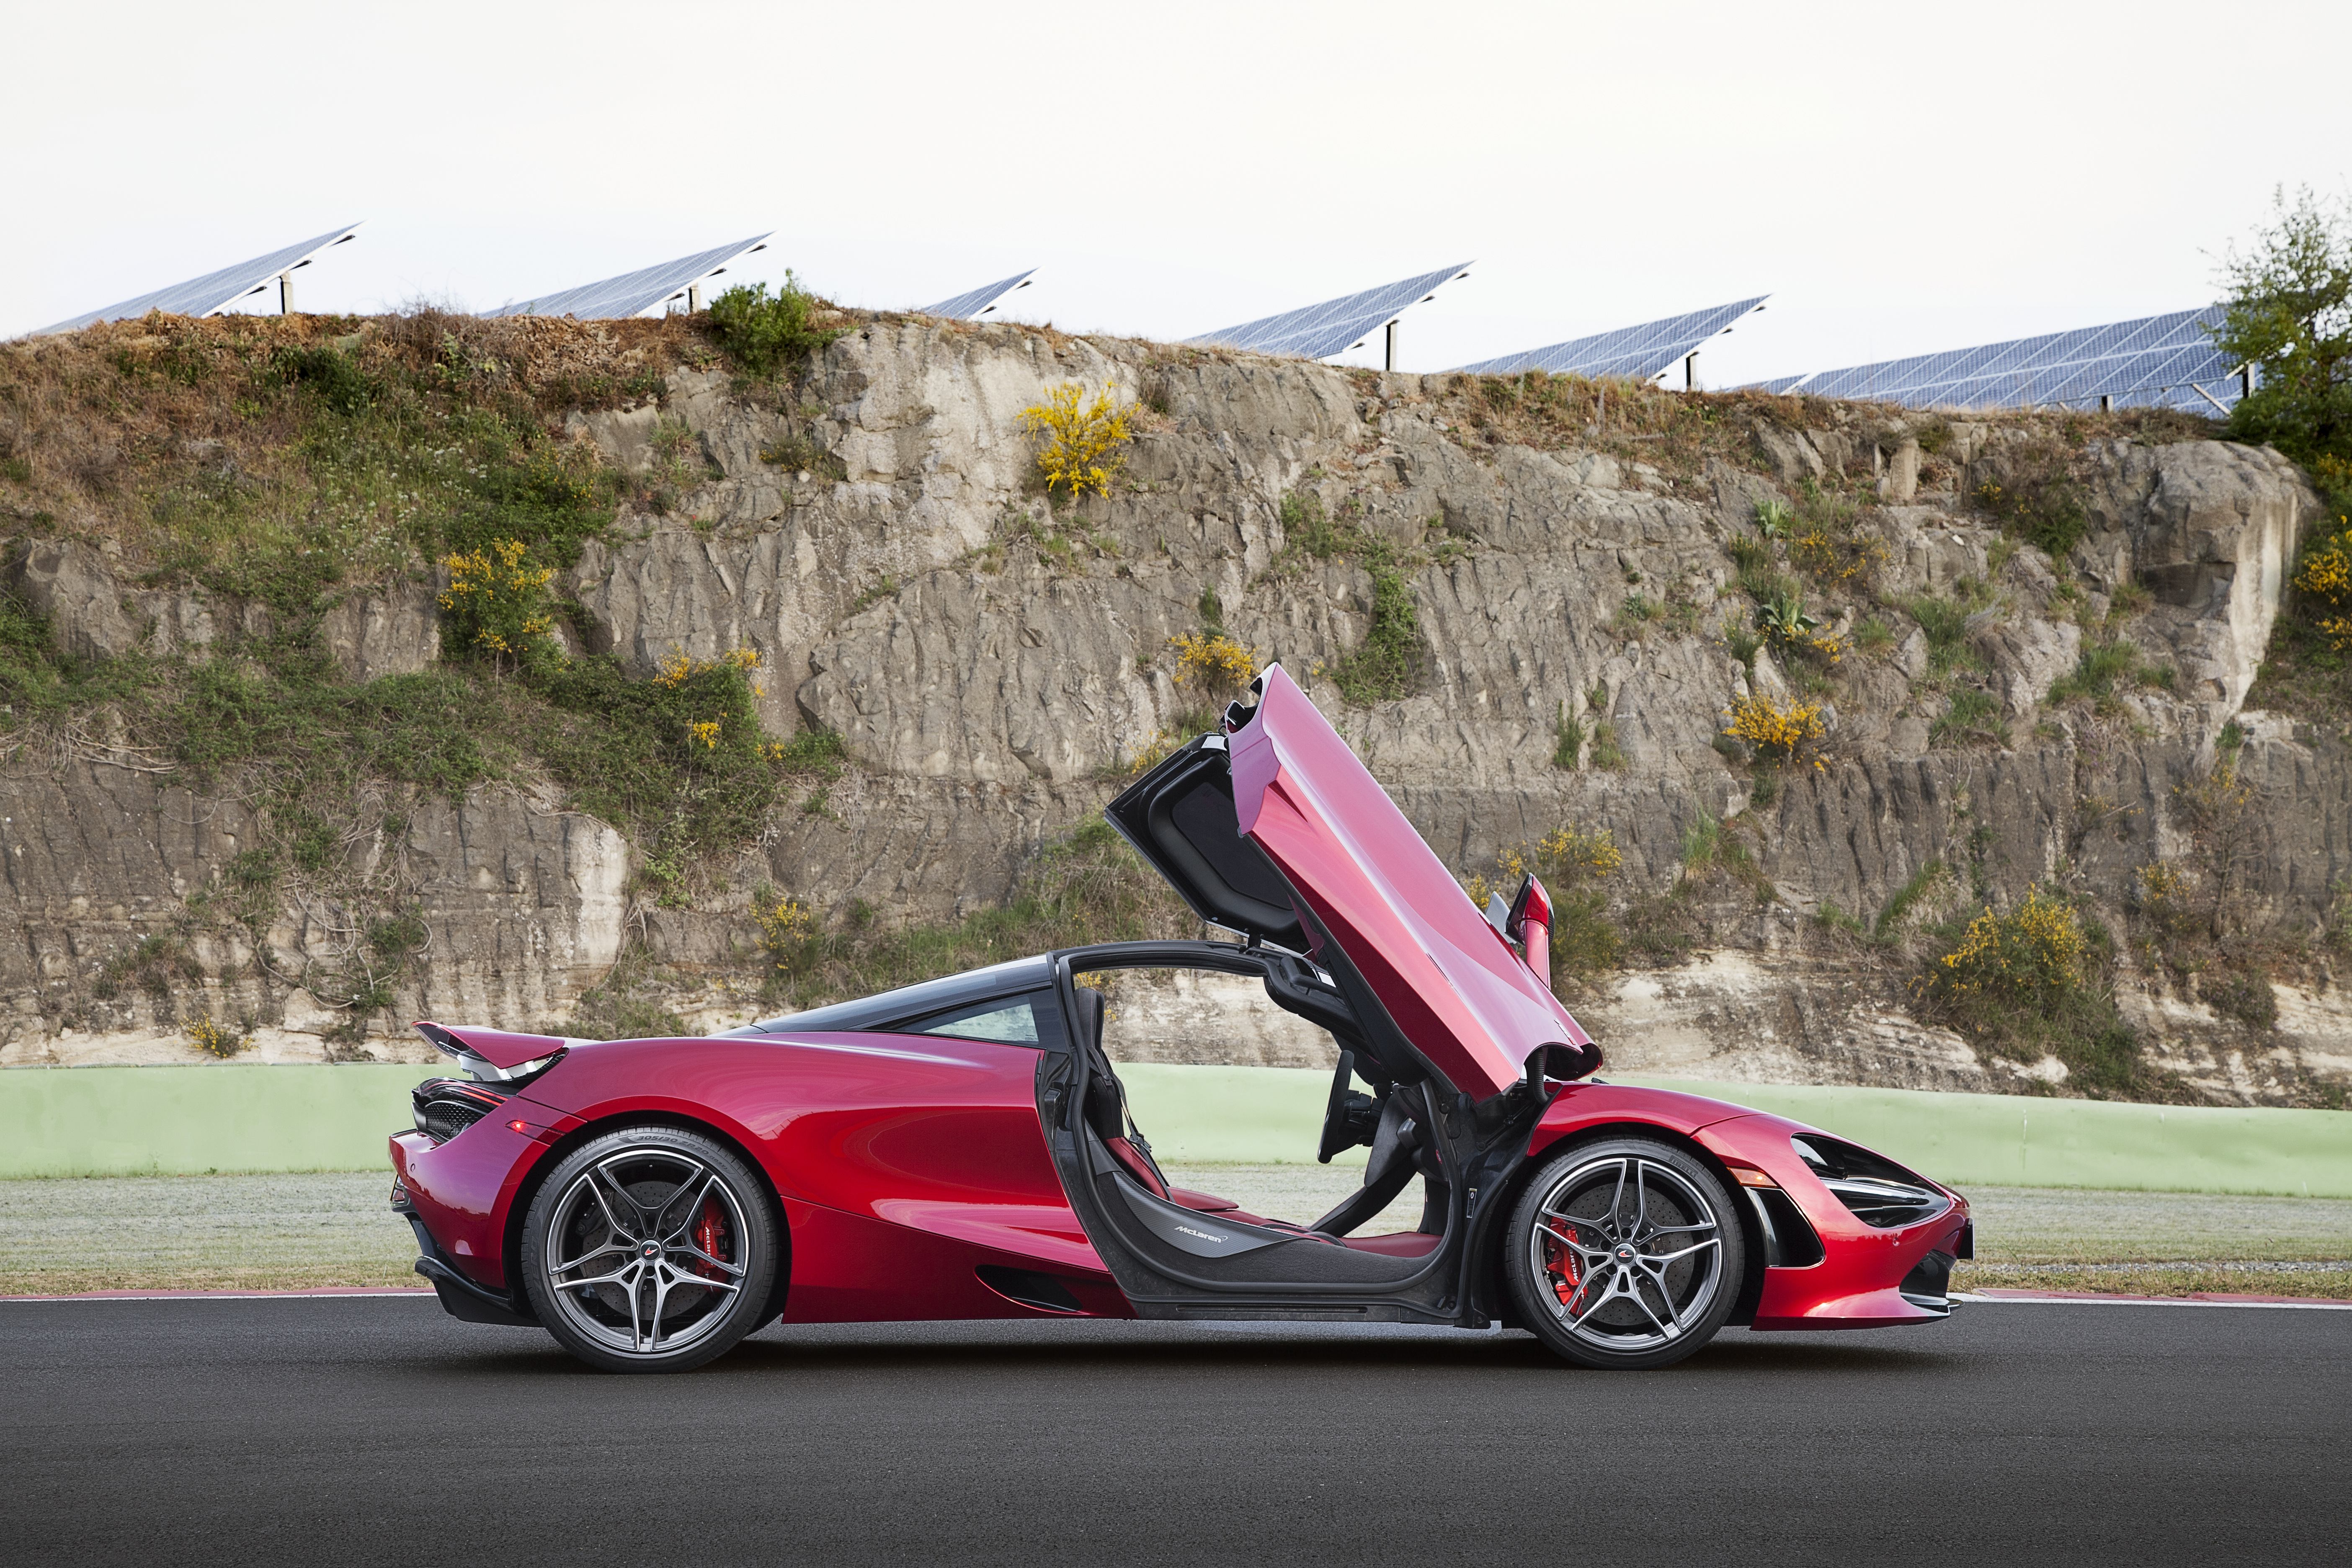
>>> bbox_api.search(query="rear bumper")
[389,1118,555,1313]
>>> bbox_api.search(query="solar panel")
[1453,297,1768,380]
[1768,309,2242,413]
[1186,262,1472,361]
[483,233,774,320]
[1741,373,1813,395]
[917,269,1036,320]
[31,222,364,336]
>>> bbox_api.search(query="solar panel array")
[1755,309,2241,413]
[917,269,1036,321]
[1454,297,1769,380]
[1187,263,1472,361]
[484,234,774,320]
[32,223,364,336]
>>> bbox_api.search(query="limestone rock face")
[0,768,627,1067]
[6,539,141,662]
[319,580,440,682]
[5,320,2343,1103]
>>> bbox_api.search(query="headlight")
[1790,1135,1950,1228]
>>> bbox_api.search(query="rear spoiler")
[413,1021,572,1081]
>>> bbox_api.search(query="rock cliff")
[3,315,2343,1107]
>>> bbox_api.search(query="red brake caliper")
[691,1197,728,1281]
[1546,1229,1582,1308]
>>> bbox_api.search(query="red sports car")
[391,665,1972,1373]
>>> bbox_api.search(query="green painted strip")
[6,1063,2347,1197]
[1607,1078,2352,1199]
[0,1065,438,1179]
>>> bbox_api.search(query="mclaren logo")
[1172,1223,1226,1244]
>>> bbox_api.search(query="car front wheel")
[519,1126,779,1374]
[1504,1136,1745,1370]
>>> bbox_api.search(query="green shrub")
[271,346,375,415]
[2047,639,2148,709]
[1974,439,2089,558]
[1275,492,1427,704]
[1553,708,1584,770]
[705,276,841,378]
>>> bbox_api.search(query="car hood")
[1108,664,1594,1099]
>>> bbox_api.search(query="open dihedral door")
[1039,973,1463,1322]
[1039,729,1458,1326]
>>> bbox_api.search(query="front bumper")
[1697,1115,1972,1331]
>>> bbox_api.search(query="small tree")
[2214,186,2352,500]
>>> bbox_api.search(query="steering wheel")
[1316,1050,1383,1164]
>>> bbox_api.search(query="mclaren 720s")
[391,665,1971,1372]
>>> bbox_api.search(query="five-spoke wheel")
[520,1127,779,1373]
[1504,1136,1744,1369]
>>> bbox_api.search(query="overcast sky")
[6,0,2346,385]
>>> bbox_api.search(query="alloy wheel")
[540,1145,752,1358]
[1527,1154,1727,1355]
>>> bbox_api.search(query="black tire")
[1503,1135,1745,1370]
[519,1125,779,1374]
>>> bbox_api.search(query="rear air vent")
[412,1078,509,1145]
[1790,1135,1950,1229]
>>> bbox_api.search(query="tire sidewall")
[519,1124,779,1375]
[1504,1134,1746,1371]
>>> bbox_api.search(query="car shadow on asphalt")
[420,1322,1962,1381]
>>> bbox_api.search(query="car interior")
[1064,969,1452,1266]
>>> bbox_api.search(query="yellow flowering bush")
[187,1017,248,1059]
[753,896,816,977]
[440,538,555,669]
[1723,693,1826,764]
[1020,382,1136,498]
[1926,887,2086,1010]
[2292,520,2352,650]
[1170,632,1257,694]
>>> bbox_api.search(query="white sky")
[5,0,2346,386]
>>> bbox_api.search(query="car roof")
[717,954,1055,1037]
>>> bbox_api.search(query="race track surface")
[5,1299,2346,1566]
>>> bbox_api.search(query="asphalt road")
[5,1298,2347,1567]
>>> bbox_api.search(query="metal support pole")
[688,284,702,314]
[2099,394,2111,413]
[278,272,293,315]
[1684,352,1698,392]
[2240,364,2253,400]
[1385,320,1398,372]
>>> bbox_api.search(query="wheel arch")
[503,1108,794,1326]
[1475,1116,1767,1330]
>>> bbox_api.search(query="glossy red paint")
[394,1026,1122,1320]
[388,1120,553,1289]
[1697,1113,1968,1331]
[1229,666,1591,1099]
[1524,1080,1970,1330]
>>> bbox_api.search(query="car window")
[895,989,1065,1048]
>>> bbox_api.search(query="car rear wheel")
[519,1126,779,1374]
[1504,1136,1744,1370]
